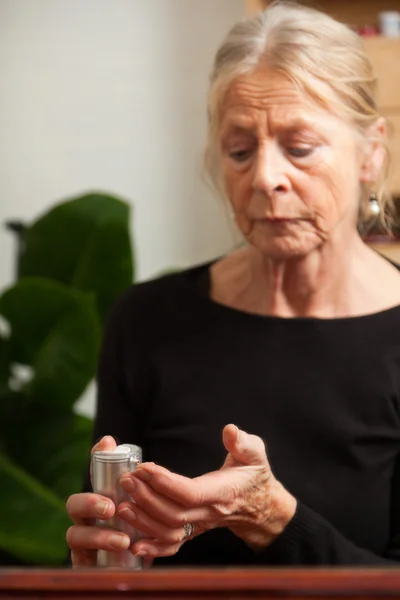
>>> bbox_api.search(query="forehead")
[221,68,329,132]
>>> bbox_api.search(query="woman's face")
[219,68,368,259]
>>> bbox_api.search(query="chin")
[252,235,320,261]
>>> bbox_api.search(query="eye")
[229,149,253,162]
[287,147,314,158]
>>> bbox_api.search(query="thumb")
[90,435,117,482]
[91,435,117,454]
[222,424,268,466]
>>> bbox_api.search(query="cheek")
[318,145,360,209]
[303,158,359,226]
[222,163,252,210]
[223,168,254,236]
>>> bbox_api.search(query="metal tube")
[92,444,143,569]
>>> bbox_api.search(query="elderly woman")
[66,1,400,566]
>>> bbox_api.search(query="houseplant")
[0,192,134,565]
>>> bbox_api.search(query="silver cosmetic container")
[92,444,142,569]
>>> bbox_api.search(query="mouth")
[261,217,306,223]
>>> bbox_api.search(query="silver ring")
[182,522,195,540]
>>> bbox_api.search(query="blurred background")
[0,0,243,418]
[0,0,399,567]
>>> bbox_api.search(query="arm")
[118,426,400,566]
[259,453,400,566]
[258,500,400,565]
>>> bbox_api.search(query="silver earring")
[369,191,380,216]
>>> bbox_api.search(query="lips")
[262,217,303,222]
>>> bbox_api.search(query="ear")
[359,117,387,184]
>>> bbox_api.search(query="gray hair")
[205,0,392,232]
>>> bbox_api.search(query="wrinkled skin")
[117,424,296,558]
[65,67,389,565]
[66,426,296,563]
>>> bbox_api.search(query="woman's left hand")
[118,424,297,559]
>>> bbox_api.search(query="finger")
[119,501,216,540]
[119,475,217,527]
[66,493,115,525]
[91,435,117,455]
[133,462,242,507]
[143,556,154,569]
[120,475,185,526]
[222,424,268,466]
[90,436,117,482]
[132,463,198,506]
[132,463,207,506]
[66,524,131,552]
[117,503,187,545]
[131,539,184,559]
[71,548,97,568]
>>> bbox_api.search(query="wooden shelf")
[246,0,400,29]
[363,38,400,109]
[369,240,400,263]
[244,0,264,14]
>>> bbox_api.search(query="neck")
[238,231,371,318]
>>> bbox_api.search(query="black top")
[92,261,400,566]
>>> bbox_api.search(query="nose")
[252,142,291,197]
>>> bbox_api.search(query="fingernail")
[99,435,113,444]
[232,425,240,442]
[95,501,109,516]
[118,506,136,520]
[135,468,152,482]
[120,476,136,493]
[135,549,147,557]
[110,534,130,550]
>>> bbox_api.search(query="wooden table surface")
[1,567,400,599]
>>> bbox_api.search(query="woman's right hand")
[66,436,131,567]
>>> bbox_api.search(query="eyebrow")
[221,116,318,136]
[281,117,318,134]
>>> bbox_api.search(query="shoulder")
[356,247,400,315]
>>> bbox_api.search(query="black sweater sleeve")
[259,456,400,565]
[258,355,400,567]
[258,501,399,565]
[82,272,400,566]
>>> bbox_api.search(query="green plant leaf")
[0,192,135,566]
[0,452,71,564]
[0,408,93,499]
[18,192,134,323]
[0,278,101,409]
[0,335,11,390]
